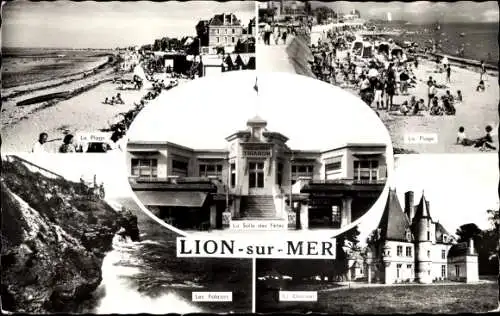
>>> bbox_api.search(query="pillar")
[367,264,372,284]
[300,202,309,229]
[210,204,217,229]
[341,196,352,227]
[232,197,240,219]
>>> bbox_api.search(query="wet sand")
[379,59,499,153]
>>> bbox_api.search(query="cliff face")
[1,157,140,313]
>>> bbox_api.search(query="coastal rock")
[0,157,140,313]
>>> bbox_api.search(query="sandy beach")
[378,58,499,153]
[260,34,498,154]
[1,80,145,152]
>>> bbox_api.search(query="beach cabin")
[200,55,223,77]
[350,40,374,60]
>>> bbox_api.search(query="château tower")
[412,192,435,284]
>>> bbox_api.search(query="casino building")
[127,116,387,231]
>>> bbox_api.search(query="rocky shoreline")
[0,156,140,313]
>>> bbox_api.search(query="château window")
[353,160,378,181]
[441,249,446,259]
[427,250,431,258]
[232,37,235,43]
[232,28,235,34]
[441,265,446,278]
[406,246,412,257]
[131,159,157,178]
[397,245,403,256]
[249,162,264,188]
[172,159,188,177]
[216,37,220,43]
[199,164,223,178]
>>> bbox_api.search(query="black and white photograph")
[125,71,393,236]
[257,1,499,154]
[1,0,256,153]
[0,154,253,314]
[254,153,499,313]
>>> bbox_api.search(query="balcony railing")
[309,179,386,185]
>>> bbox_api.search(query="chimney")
[404,191,414,221]
[469,238,475,255]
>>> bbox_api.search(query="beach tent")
[390,45,403,58]
[377,42,390,55]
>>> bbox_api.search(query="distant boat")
[435,21,441,31]
[459,32,466,37]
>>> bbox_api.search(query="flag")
[254,77,258,93]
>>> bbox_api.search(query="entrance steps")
[240,195,277,218]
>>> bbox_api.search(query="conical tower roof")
[413,192,432,220]
[377,189,414,242]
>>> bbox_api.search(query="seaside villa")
[127,115,387,231]
[358,189,479,284]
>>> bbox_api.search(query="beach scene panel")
[257,1,499,154]
[1,0,256,153]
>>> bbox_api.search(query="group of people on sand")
[457,125,496,151]
[260,22,293,46]
[32,128,126,154]
[104,93,124,105]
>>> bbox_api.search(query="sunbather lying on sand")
[456,125,496,151]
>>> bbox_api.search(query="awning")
[134,191,207,207]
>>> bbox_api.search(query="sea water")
[92,234,203,314]
[1,47,112,88]
[398,22,498,64]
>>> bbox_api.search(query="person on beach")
[479,60,486,81]
[385,78,396,111]
[446,64,451,83]
[400,101,410,115]
[116,93,124,104]
[32,132,48,153]
[264,23,272,45]
[457,125,496,150]
[441,95,456,115]
[456,90,463,103]
[374,78,384,110]
[456,126,468,144]
[430,97,443,115]
[476,80,485,92]
[104,97,109,104]
[59,134,77,153]
[427,81,437,108]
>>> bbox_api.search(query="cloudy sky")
[2,0,256,48]
[312,1,499,24]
